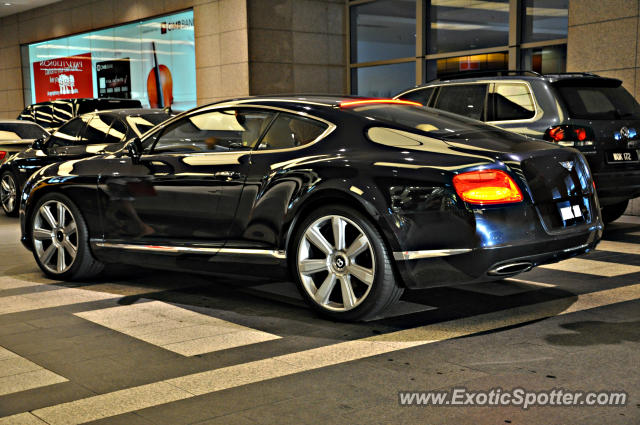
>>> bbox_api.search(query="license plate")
[559,205,583,221]
[607,150,638,163]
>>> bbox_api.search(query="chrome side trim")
[393,248,472,261]
[93,242,286,259]
[218,248,287,259]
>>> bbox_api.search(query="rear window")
[344,103,494,137]
[555,84,640,120]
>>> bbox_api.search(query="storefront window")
[23,10,196,110]
[522,0,569,43]
[426,52,508,81]
[428,0,509,54]
[521,45,566,74]
[351,62,415,97]
[350,0,416,63]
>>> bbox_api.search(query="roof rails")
[543,72,601,78]
[430,69,542,82]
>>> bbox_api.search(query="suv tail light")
[453,169,523,205]
[544,125,594,147]
[0,151,6,162]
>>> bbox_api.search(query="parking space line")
[0,346,67,397]
[74,301,281,357]
[0,413,48,425]
[28,284,640,425]
[596,240,640,255]
[539,258,640,277]
[0,287,119,316]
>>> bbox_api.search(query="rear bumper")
[593,169,640,205]
[394,224,602,289]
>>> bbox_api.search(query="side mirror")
[31,138,45,151]
[127,137,143,164]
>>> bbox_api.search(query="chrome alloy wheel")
[297,215,375,312]
[0,174,16,213]
[32,200,78,274]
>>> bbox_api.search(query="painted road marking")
[75,301,280,356]
[0,346,67,397]
[27,284,640,425]
[596,240,640,255]
[539,258,640,277]
[0,286,119,316]
[0,413,48,425]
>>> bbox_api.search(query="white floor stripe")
[0,413,48,425]
[75,301,280,357]
[539,258,640,277]
[597,240,640,255]
[0,347,67,397]
[505,278,557,288]
[0,287,119,316]
[28,284,640,425]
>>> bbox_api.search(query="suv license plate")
[607,150,638,163]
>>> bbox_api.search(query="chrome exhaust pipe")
[488,261,533,276]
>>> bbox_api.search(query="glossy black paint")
[0,109,172,196]
[19,97,603,288]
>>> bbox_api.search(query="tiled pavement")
[0,214,638,424]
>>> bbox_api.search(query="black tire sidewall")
[291,204,399,321]
[1,171,18,217]
[602,200,629,224]
[30,193,98,280]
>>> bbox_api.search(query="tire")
[291,204,403,321]
[29,193,104,280]
[1,171,19,217]
[602,200,628,224]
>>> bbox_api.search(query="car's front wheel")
[602,200,628,224]
[1,171,18,217]
[30,193,104,280]
[292,205,403,321]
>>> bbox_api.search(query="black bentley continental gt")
[18,96,603,320]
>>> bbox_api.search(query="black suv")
[395,71,640,223]
[18,98,142,132]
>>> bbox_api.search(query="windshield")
[0,122,48,140]
[555,84,640,120]
[126,113,172,136]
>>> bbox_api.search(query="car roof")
[83,108,169,118]
[402,71,620,90]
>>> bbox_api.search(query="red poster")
[33,53,93,102]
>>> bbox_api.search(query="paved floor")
[0,213,638,425]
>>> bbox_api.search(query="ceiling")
[0,0,63,18]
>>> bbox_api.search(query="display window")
[23,10,196,110]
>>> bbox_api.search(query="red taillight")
[340,99,422,108]
[0,151,6,162]
[548,127,565,142]
[453,169,523,205]
[544,125,593,146]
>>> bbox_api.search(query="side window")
[105,119,128,144]
[399,87,435,106]
[257,113,327,150]
[490,83,536,121]
[79,115,116,145]
[152,109,275,154]
[434,84,488,120]
[47,117,86,148]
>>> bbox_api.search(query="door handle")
[213,171,241,179]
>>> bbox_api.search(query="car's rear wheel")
[30,193,104,280]
[602,200,628,224]
[1,171,18,217]
[292,205,403,321]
